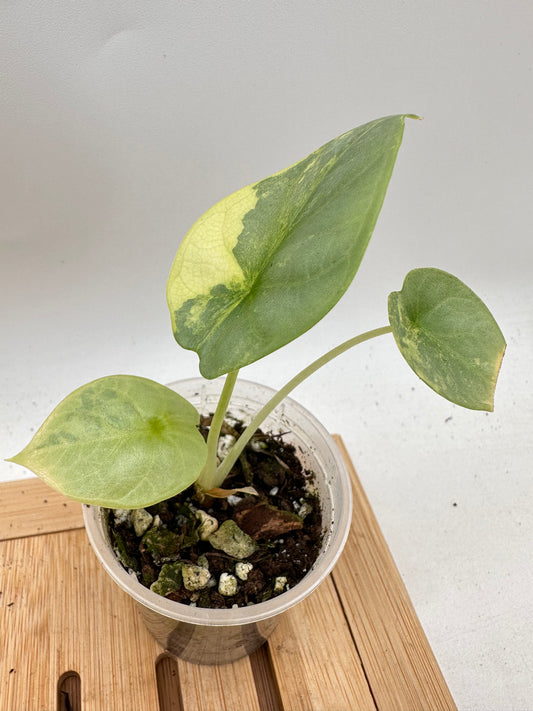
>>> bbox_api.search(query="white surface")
[1,3,531,709]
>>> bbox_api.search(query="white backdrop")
[1,3,532,709]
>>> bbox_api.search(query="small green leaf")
[8,375,207,507]
[388,268,506,411]
[168,114,416,378]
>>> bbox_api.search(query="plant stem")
[213,325,392,486]
[196,369,239,490]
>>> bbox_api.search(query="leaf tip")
[5,451,25,468]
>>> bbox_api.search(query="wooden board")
[0,438,456,711]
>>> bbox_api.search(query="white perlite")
[273,576,288,594]
[217,433,236,460]
[132,508,153,537]
[297,501,313,519]
[218,572,238,596]
[197,554,209,570]
[195,509,219,540]
[249,438,267,452]
[113,509,131,526]
[235,561,253,581]
[182,564,212,591]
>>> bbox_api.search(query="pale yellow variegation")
[167,184,258,330]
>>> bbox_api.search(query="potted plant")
[7,114,506,665]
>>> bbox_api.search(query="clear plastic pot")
[83,378,352,665]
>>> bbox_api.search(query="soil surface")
[107,416,323,609]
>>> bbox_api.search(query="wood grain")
[177,655,262,711]
[0,478,83,541]
[332,436,457,711]
[269,575,376,711]
[1,528,162,711]
[0,438,456,711]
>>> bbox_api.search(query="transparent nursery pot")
[83,377,352,665]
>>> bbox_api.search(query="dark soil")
[107,416,323,609]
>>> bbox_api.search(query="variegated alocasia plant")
[8,115,506,508]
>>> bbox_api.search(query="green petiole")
[212,325,393,487]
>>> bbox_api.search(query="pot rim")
[83,377,352,627]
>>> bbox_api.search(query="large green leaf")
[8,375,207,507]
[388,269,506,411]
[168,114,415,378]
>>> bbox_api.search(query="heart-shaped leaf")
[168,114,415,378]
[8,375,207,507]
[388,268,506,410]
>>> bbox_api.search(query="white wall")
[1,3,532,708]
